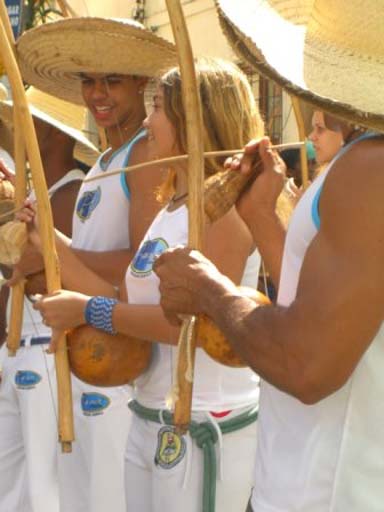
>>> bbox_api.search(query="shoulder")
[319,136,384,240]
[322,137,384,202]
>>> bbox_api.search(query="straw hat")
[216,0,384,131]
[16,17,178,105]
[0,87,100,166]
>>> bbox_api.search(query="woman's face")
[309,111,344,164]
[143,86,179,160]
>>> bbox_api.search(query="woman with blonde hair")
[21,57,264,512]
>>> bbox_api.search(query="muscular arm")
[157,139,384,403]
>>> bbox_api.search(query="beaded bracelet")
[84,296,118,335]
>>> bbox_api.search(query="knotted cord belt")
[128,399,258,512]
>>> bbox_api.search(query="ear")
[135,76,149,91]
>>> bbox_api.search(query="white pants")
[58,375,132,512]
[125,409,257,512]
[0,344,60,512]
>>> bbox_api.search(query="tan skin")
[20,88,253,349]
[153,135,384,404]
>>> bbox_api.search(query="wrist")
[84,296,119,335]
[200,272,239,318]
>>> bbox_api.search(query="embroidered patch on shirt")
[15,370,42,389]
[76,187,101,222]
[130,238,169,277]
[81,392,110,416]
[154,426,186,469]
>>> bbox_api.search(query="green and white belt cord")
[128,399,258,512]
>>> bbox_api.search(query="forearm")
[248,210,285,288]
[199,275,314,401]
[74,248,134,285]
[54,232,116,297]
[112,303,180,344]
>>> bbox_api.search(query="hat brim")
[0,101,99,167]
[17,17,178,105]
[216,0,384,131]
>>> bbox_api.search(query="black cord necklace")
[169,191,188,204]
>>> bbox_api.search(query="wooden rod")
[290,96,309,188]
[166,0,205,434]
[84,142,305,184]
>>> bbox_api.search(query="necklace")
[170,191,188,204]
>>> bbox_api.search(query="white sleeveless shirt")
[125,204,261,411]
[252,134,384,512]
[72,130,146,251]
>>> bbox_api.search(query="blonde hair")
[157,57,264,201]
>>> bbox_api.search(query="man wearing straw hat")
[16,16,177,512]
[154,1,384,510]
[0,86,98,512]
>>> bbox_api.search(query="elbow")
[292,372,344,405]
[287,366,343,405]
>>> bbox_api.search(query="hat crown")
[307,0,384,60]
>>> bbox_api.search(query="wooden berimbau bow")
[165,0,205,434]
[0,0,74,452]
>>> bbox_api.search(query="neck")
[106,106,147,151]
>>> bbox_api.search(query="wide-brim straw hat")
[0,87,100,166]
[16,17,178,105]
[216,0,384,131]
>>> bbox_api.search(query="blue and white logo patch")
[130,238,168,277]
[76,187,101,222]
[81,392,110,416]
[15,371,42,389]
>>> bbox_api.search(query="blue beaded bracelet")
[84,296,118,335]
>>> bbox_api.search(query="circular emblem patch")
[131,238,168,277]
[76,187,101,222]
[154,426,186,469]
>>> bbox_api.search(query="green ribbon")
[128,400,258,512]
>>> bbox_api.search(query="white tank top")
[125,204,261,411]
[252,134,384,512]
[72,130,146,251]
[7,169,85,338]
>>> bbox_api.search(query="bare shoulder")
[125,136,165,192]
[319,136,384,248]
[321,137,384,212]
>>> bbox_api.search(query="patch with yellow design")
[154,426,186,469]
